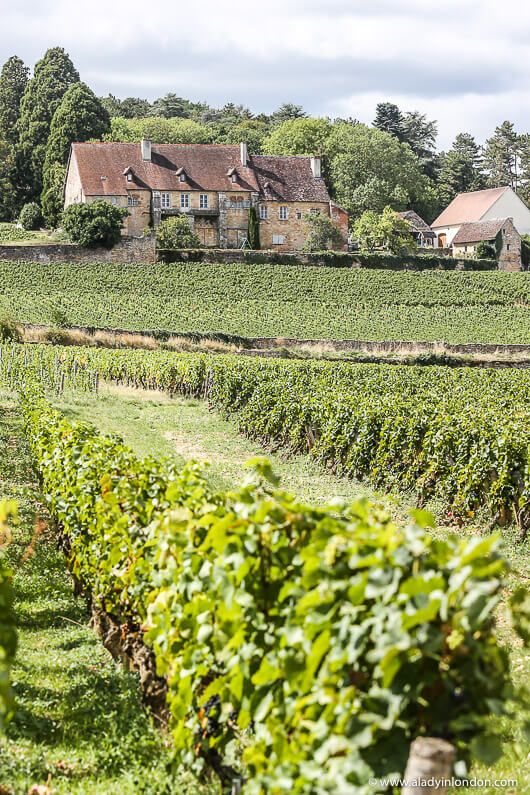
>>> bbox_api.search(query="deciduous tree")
[352,206,416,253]
[262,118,332,156]
[326,123,430,220]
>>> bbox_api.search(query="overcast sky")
[1,0,528,149]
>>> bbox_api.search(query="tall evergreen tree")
[373,103,405,141]
[483,121,520,190]
[0,140,15,220]
[401,112,438,161]
[42,82,110,226]
[16,47,79,204]
[436,133,486,206]
[269,103,307,126]
[0,55,29,144]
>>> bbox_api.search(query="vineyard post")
[402,737,455,795]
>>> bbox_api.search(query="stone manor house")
[64,140,349,251]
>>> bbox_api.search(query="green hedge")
[20,384,525,791]
[158,248,497,271]
[0,501,17,733]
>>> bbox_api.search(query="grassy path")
[56,383,412,515]
[0,391,216,795]
[55,383,530,794]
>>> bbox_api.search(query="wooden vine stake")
[402,738,456,795]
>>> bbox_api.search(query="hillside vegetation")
[1,261,530,343]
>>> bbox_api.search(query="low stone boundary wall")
[157,247,498,271]
[0,235,156,264]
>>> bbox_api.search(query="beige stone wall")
[64,152,84,206]
[258,201,333,251]
[453,220,522,270]
[158,190,220,212]
[0,235,156,264]
[117,190,151,236]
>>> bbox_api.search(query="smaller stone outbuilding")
[452,218,522,270]
[397,210,436,247]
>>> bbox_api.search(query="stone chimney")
[240,141,248,167]
[141,139,152,161]
[310,156,322,179]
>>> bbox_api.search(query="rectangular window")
[200,194,209,209]
[180,193,190,209]
[109,197,118,205]
[296,210,302,220]
[259,205,268,220]
[272,234,285,245]
[127,196,139,207]
[279,206,288,220]
[161,192,171,209]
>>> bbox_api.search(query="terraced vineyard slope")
[1,260,530,343]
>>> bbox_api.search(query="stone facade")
[64,142,348,252]
[0,235,156,264]
[452,219,522,271]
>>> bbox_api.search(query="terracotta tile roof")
[432,186,510,228]
[397,210,436,237]
[251,155,330,202]
[71,142,331,202]
[452,219,508,244]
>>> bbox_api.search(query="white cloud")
[1,0,530,148]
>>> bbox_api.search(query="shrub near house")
[61,200,128,248]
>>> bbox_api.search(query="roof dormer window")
[175,167,187,182]
[227,167,238,184]
[127,174,133,182]
[123,167,134,182]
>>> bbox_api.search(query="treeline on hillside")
[1,47,530,230]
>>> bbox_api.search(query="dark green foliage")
[437,133,486,206]
[483,121,519,190]
[156,216,202,249]
[100,94,152,118]
[0,317,22,342]
[61,200,128,248]
[476,240,497,260]
[18,201,42,231]
[247,206,260,249]
[522,236,530,269]
[0,56,29,144]
[41,163,66,228]
[42,82,109,227]
[374,103,438,180]
[269,102,307,126]
[16,47,79,203]
[373,102,404,139]
[44,82,110,167]
[159,247,496,271]
[0,140,15,221]
[495,230,504,259]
